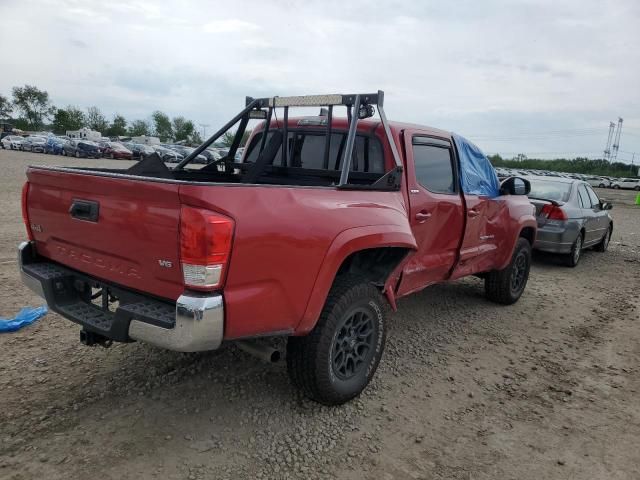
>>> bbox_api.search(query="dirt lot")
[1,149,639,480]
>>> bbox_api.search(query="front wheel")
[613,185,620,189]
[485,237,532,305]
[634,186,640,191]
[75,151,80,158]
[287,275,387,405]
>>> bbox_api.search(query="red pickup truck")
[19,92,536,405]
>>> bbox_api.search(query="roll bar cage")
[175,90,403,188]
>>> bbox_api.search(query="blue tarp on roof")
[452,133,500,198]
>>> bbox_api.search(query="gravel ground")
[1,149,639,480]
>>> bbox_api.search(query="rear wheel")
[287,275,387,405]
[613,184,620,189]
[75,151,80,158]
[564,232,583,267]
[595,224,612,252]
[485,237,532,305]
[635,186,640,191]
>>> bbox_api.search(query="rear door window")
[577,185,590,208]
[412,142,456,194]
[585,185,600,208]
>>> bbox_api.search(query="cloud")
[202,19,260,34]
[0,0,638,161]
[69,38,87,48]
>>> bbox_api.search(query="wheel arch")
[519,226,536,246]
[295,225,416,335]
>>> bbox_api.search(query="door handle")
[415,211,432,222]
[69,199,100,222]
[467,209,480,218]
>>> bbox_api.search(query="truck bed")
[24,164,410,339]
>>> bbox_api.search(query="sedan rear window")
[527,179,572,202]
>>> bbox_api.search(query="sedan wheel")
[596,225,612,252]
[565,233,583,267]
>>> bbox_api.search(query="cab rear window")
[244,131,385,173]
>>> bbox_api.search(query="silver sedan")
[527,176,613,267]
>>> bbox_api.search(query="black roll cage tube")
[174,90,403,187]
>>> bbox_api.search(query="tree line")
[488,154,637,178]
[0,84,203,144]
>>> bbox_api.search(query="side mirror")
[500,176,531,196]
[601,201,613,210]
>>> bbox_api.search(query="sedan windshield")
[527,179,572,202]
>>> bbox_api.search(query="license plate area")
[88,284,120,314]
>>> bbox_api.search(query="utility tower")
[611,117,623,161]
[199,123,210,138]
[603,121,615,160]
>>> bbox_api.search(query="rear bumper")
[18,241,224,352]
[533,222,579,254]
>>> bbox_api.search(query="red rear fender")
[295,225,416,335]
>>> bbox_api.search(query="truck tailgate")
[26,168,184,300]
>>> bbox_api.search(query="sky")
[1,0,639,163]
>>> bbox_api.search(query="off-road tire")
[564,232,583,267]
[287,275,387,405]
[595,224,612,252]
[485,237,531,305]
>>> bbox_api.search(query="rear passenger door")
[584,185,608,245]
[397,133,465,295]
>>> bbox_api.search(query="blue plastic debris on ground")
[0,306,48,333]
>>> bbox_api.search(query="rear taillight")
[180,205,234,290]
[21,182,33,240]
[540,204,567,221]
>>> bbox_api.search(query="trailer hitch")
[80,329,113,348]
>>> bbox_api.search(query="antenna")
[603,121,615,160]
[611,117,623,161]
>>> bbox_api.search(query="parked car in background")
[528,176,612,267]
[585,177,610,188]
[45,137,66,155]
[201,148,221,164]
[21,136,47,153]
[167,144,207,163]
[1,135,24,150]
[62,139,102,158]
[610,178,640,190]
[151,145,183,163]
[100,142,133,160]
[124,142,155,160]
